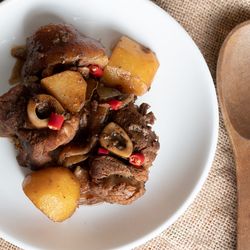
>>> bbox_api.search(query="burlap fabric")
[1,0,249,249]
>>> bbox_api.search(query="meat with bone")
[22,23,108,80]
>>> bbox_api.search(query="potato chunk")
[23,167,80,222]
[102,36,159,96]
[41,71,87,113]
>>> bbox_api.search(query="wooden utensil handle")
[235,141,250,250]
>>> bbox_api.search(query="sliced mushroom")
[119,94,135,108]
[77,66,90,78]
[63,154,89,167]
[58,136,98,165]
[27,94,65,129]
[96,85,121,100]
[59,145,88,164]
[99,122,133,158]
[85,78,99,101]
[88,103,110,134]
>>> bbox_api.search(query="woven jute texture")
[1,0,249,249]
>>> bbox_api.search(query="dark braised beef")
[0,82,159,203]
[0,83,44,136]
[0,84,28,137]
[0,23,160,205]
[75,102,159,205]
[16,115,79,169]
[22,24,108,81]
[113,103,159,168]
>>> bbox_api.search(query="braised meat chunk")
[0,84,28,136]
[0,23,160,222]
[113,103,160,168]
[75,102,159,205]
[0,83,43,136]
[22,23,108,80]
[17,115,80,169]
[89,156,146,205]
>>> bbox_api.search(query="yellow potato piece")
[41,71,87,113]
[102,36,159,96]
[23,167,80,222]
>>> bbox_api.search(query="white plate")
[0,0,218,249]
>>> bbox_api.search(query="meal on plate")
[0,23,160,222]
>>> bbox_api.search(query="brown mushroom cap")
[27,94,65,129]
[99,122,133,158]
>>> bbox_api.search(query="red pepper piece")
[48,113,64,130]
[88,65,104,78]
[98,147,109,155]
[129,153,145,167]
[107,99,122,110]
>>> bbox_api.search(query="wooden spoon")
[217,21,250,250]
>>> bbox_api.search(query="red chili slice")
[107,99,122,110]
[98,147,109,155]
[129,153,145,167]
[88,65,104,78]
[48,113,64,130]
